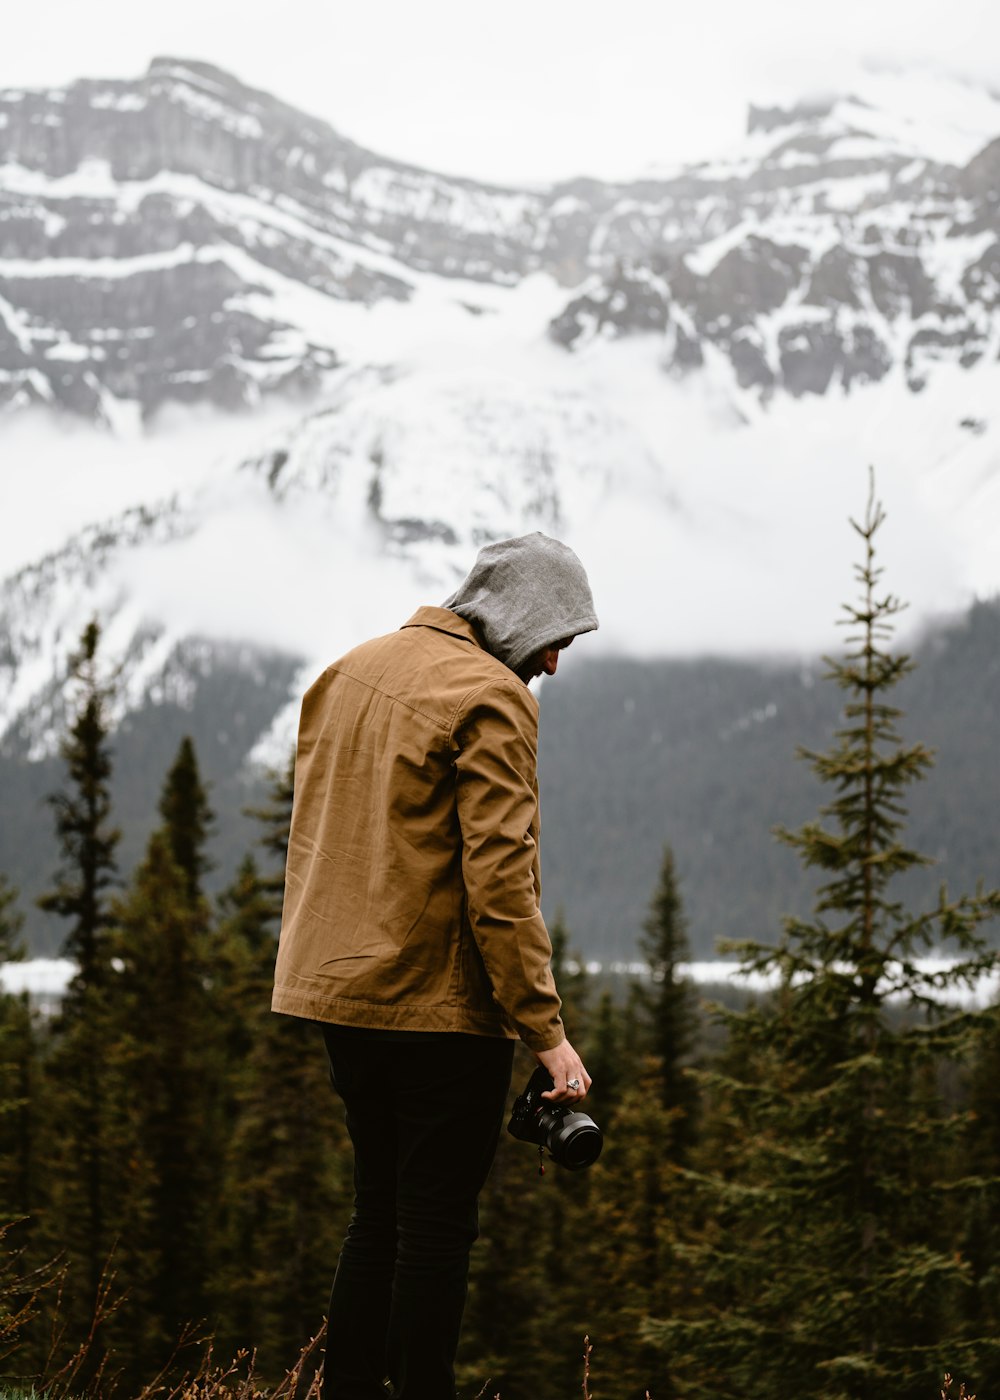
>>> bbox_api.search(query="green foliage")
[584,987,625,1121]
[208,761,352,1380]
[652,481,1000,1400]
[37,621,120,982]
[0,881,23,967]
[0,883,37,1235]
[959,1004,1000,1380]
[101,830,218,1374]
[549,910,589,1043]
[96,733,221,1373]
[157,735,214,904]
[34,622,121,1361]
[241,751,295,923]
[634,845,700,1153]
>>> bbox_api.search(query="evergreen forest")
[1,487,999,1400]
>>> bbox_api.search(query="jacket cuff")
[517,1019,566,1054]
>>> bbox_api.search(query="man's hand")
[534,1038,592,1103]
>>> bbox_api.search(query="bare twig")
[941,1372,975,1400]
[43,1253,125,1399]
[582,1334,593,1400]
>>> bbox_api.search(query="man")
[272,531,597,1399]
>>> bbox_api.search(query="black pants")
[321,1027,515,1400]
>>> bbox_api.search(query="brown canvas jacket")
[271,606,565,1052]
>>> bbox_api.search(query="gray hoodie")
[443,532,599,674]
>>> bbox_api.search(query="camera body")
[507,1066,603,1170]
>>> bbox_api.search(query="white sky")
[4,0,1000,184]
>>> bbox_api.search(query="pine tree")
[104,829,217,1379]
[584,986,625,1119]
[961,1004,1000,1392]
[157,735,214,904]
[85,737,221,1382]
[563,851,704,1399]
[38,620,120,987]
[0,879,37,1234]
[206,852,280,1350]
[582,1075,688,1400]
[548,909,589,1044]
[649,480,1000,1400]
[210,757,353,1379]
[0,878,24,966]
[243,751,295,921]
[634,846,699,1156]
[36,621,120,1347]
[210,854,276,1067]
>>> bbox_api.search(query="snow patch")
[45,341,91,362]
[90,91,147,113]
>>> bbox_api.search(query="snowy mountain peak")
[2,59,999,423]
[745,71,1000,169]
[2,59,1000,762]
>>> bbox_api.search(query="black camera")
[507,1066,603,1171]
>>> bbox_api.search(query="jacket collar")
[401,606,486,650]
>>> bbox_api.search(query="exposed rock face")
[548,263,673,348]
[958,135,1000,205]
[0,57,551,420]
[545,92,1000,397]
[2,60,999,421]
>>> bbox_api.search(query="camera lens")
[542,1110,603,1171]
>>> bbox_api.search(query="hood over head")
[443,532,598,674]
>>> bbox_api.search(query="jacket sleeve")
[452,678,565,1052]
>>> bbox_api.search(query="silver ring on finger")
[567,1078,581,1091]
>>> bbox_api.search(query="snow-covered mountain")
[2,58,1000,761]
[3,60,1000,419]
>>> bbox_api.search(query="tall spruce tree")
[91,736,221,1382]
[648,481,1000,1400]
[634,846,699,1155]
[157,735,214,904]
[105,828,216,1380]
[961,1004,1000,1393]
[548,910,589,1043]
[211,756,353,1379]
[581,1073,688,1400]
[36,620,121,1346]
[0,877,24,966]
[243,751,295,921]
[584,987,625,1119]
[38,621,120,987]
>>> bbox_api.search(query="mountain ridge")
[2,59,1000,925]
[3,59,1000,420]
